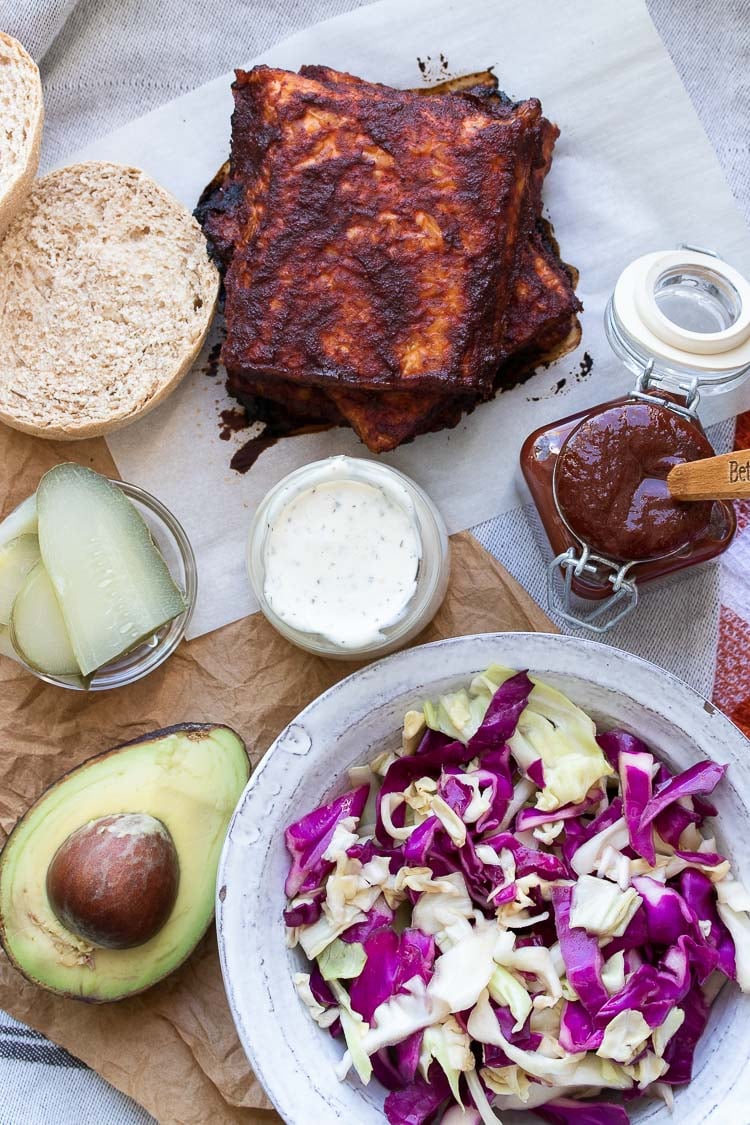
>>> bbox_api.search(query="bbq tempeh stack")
[197,65,581,453]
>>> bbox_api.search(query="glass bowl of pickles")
[0,465,196,691]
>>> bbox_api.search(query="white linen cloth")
[0,1,747,1122]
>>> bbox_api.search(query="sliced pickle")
[10,563,81,677]
[0,495,38,550]
[37,464,186,677]
[0,535,41,625]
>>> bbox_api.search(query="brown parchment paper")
[0,428,555,1125]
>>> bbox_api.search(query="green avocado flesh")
[0,725,249,1002]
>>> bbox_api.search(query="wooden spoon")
[668,449,750,501]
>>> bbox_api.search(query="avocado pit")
[0,723,249,1001]
[46,813,179,950]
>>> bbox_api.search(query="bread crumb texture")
[0,34,40,198]
[0,162,219,436]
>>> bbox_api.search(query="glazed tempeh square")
[216,65,541,395]
[326,224,582,451]
[196,66,582,454]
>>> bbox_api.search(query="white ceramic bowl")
[217,632,750,1125]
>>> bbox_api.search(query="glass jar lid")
[607,246,750,391]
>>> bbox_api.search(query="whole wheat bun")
[0,33,43,239]
[0,162,219,439]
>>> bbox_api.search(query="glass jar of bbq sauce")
[521,245,750,632]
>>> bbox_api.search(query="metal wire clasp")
[630,358,701,419]
[676,242,719,258]
[547,546,639,633]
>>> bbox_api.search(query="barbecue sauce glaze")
[554,401,715,562]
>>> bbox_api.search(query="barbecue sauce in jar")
[554,400,715,563]
[520,244,750,627]
[521,390,736,606]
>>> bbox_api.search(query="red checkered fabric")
[714,411,750,735]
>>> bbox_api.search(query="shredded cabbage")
[411,872,475,952]
[488,964,533,1030]
[419,1016,474,1104]
[361,976,449,1057]
[569,875,642,938]
[283,665,746,1124]
[442,1108,482,1125]
[508,680,614,812]
[318,938,367,981]
[482,1065,531,1102]
[402,710,427,755]
[651,1007,685,1057]
[427,921,501,1013]
[293,972,340,1028]
[423,682,496,744]
[329,979,373,1084]
[465,1068,504,1125]
[716,879,750,990]
[601,951,626,995]
[468,990,633,1090]
[596,1009,651,1064]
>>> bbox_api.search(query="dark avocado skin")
[113,721,230,748]
[0,723,250,1003]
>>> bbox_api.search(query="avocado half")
[0,723,250,1002]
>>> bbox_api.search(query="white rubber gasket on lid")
[614,249,750,372]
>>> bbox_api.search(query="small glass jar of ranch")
[247,456,450,659]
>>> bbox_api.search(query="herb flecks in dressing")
[263,480,421,649]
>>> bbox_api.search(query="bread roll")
[0,162,219,439]
[0,33,43,238]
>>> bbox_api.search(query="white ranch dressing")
[263,477,422,649]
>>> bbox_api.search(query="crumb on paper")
[576,351,594,381]
[415,52,453,83]
[525,352,594,403]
